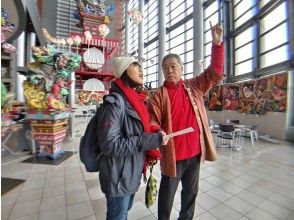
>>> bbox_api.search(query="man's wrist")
[212,41,222,46]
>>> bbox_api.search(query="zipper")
[96,152,102,160]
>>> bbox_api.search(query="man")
[147,23,224,220]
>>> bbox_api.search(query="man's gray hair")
[162,53,183,66]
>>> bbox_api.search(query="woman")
[97,57,168,220]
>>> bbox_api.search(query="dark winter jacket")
[97,84,163,197]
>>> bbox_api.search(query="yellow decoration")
[29,99,43,109]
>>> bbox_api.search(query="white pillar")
[28,32,36,62]
[16,31,26,102]
[193,1,204,76]
[158,1,166,86]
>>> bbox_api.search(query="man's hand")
[210,21,223,45]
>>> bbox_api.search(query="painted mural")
[222,84,239,111]
[266,72,288,112]
[253,78,267,115]
[208,85,222,111]
[238,82,255,114]
[206,72,288,115]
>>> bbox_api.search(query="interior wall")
[207,110,286,140]
[286,70,294,141]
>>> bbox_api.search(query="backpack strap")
[108,92,126,188]
[110,92,125,125]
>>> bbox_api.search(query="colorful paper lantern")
[128,8,143,25]
[98,24,109,38]
[84,31,92,42]
[73,35,82,45]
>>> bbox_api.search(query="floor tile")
[199,179,217,192]
[196,211,218,220]
[1,204,14,220]
[245,207,279,220]
[38,207,67,220]
[42,184,65,198]
[224,196,255,215]
[258,199,292,219]
[16,188,43,204]
[267,192,294,211]
[67,201,94,219]
[66,190,90,206]
[220,181,244,195]
[9,213,38,220]
[91,198,107,219]
[209,203,243,220]
[9,199,41,219]
[40,194,66,212]
[44,176,64,188]
[206,187,234,202]
[236,189,265,206]
[128,201,153,219]
[1,192,19,206]
[66,181,87,193]
[196,193,222,210]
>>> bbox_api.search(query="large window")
[143,1,159,89]
[127,0,291,87]
[202,0,291,79]
[128,1,139,56]
[259,1,290,68]
[233,0,256,28]
[166,0,194,79]
[231,0,290,78]
[203,1,220,69]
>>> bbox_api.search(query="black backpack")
[79,92,125,172]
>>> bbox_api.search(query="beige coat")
[148,67,223,177]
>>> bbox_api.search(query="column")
[28,32,36,63]
[68,72,76,141]
[138,0,144,67]
[16,31,26,102]
[193,0,203,76]
[223,0,232,82]
[158,1,166,86]
[124,1,130,55]
[285,0,294,141]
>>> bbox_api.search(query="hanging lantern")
[66,37,74,51]
[73,35,82,45]
[84,31,92,42]
[66,37,74,45]
[128,8,143,25]
[59,39,66,47]
[60,39,66,51]
[73,35,82,53]
[84,31,93,50]
[98,24,109,38]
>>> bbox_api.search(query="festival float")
[24,44,81,159]
[70,0,119,100]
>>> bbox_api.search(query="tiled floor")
[1,119,294,220]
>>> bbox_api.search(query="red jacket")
[164,44,224,161]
